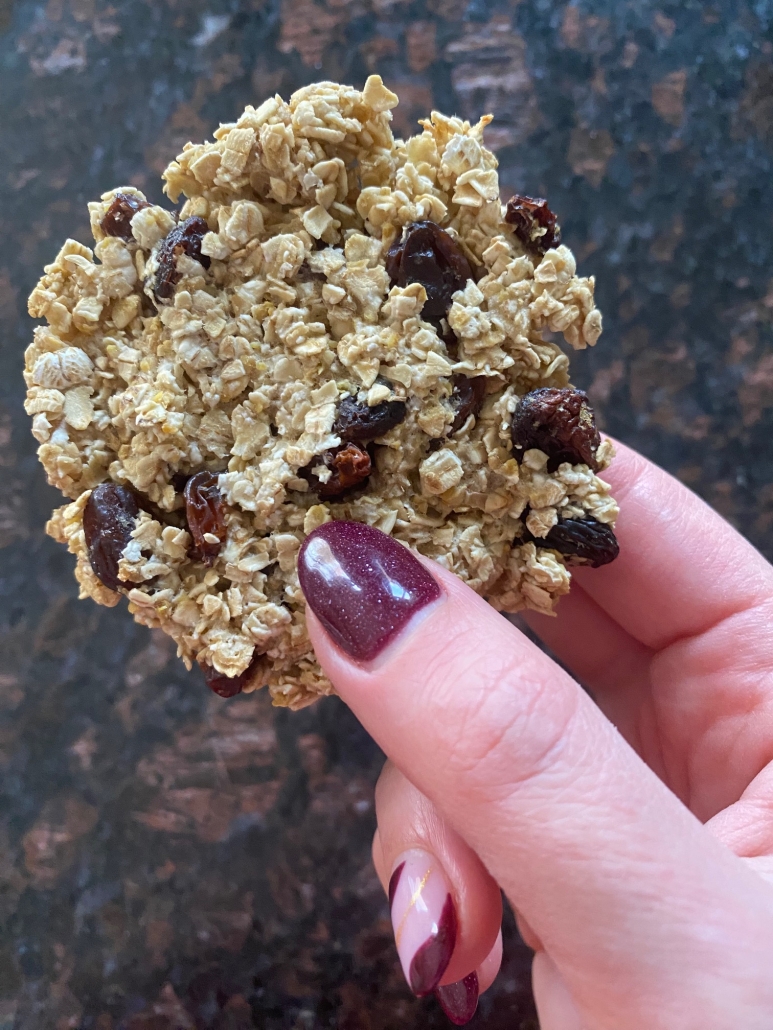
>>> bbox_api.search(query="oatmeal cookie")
[25,76,619,710]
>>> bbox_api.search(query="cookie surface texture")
[24,76,619,710]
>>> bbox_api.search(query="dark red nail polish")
[436,972,479,1025]
[409,893,458,997]
[298,521,441,662]
[388,861,405,908]
[390,852,457,999]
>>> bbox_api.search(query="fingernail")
[298,521,441,662]
[388,849,457,997]
[436,972,479,1025]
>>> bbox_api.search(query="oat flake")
[24,76,617,710]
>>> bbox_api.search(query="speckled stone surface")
[1,1,773,1027]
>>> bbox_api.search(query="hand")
[297,442,773,1029]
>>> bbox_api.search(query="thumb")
[298,521,773,1028]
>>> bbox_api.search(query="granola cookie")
[25,76,619,710]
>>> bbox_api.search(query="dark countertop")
[1,1,772,1027]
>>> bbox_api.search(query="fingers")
[371,761,502,992]
[299,521,773,1026]
[476,928,502,994]
[525,446,773,818]
[532,952,588,1030]
[581,441,773,651]
[706,762,773,859]
[521,584,655,757]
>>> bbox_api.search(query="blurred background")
[1,0,773,1027]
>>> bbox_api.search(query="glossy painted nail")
[388,849,457,997]
[298,521,441,662]
[436,972,479,1025]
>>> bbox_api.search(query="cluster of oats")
[25,76,617,709]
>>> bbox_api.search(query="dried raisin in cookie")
[25,76,619,710]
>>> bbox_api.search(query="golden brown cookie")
[24,76,618,709]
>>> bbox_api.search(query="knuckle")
[427,649,580,803]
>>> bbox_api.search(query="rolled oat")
[25,76,618,709]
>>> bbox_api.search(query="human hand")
[297,442,773,1029]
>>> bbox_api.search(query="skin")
[305,442,773,1029]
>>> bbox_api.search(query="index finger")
[580,441,773,650]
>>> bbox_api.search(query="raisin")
[83,482,141,592]
[154,216,212,301]
[296,261,326,283]
[386,221,472,327]
[540,517,619,568]
[439,323,459,360]
[101,192,150,241]
[334,395,407,443]
[504,195,562,254]
[302,443,372,500]
[448,374,487,434]
[171,472,192,494]
[200,653,265,698]
[184,471,227,565]
[511,387,601,471]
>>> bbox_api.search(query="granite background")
[1,0,773,1027]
